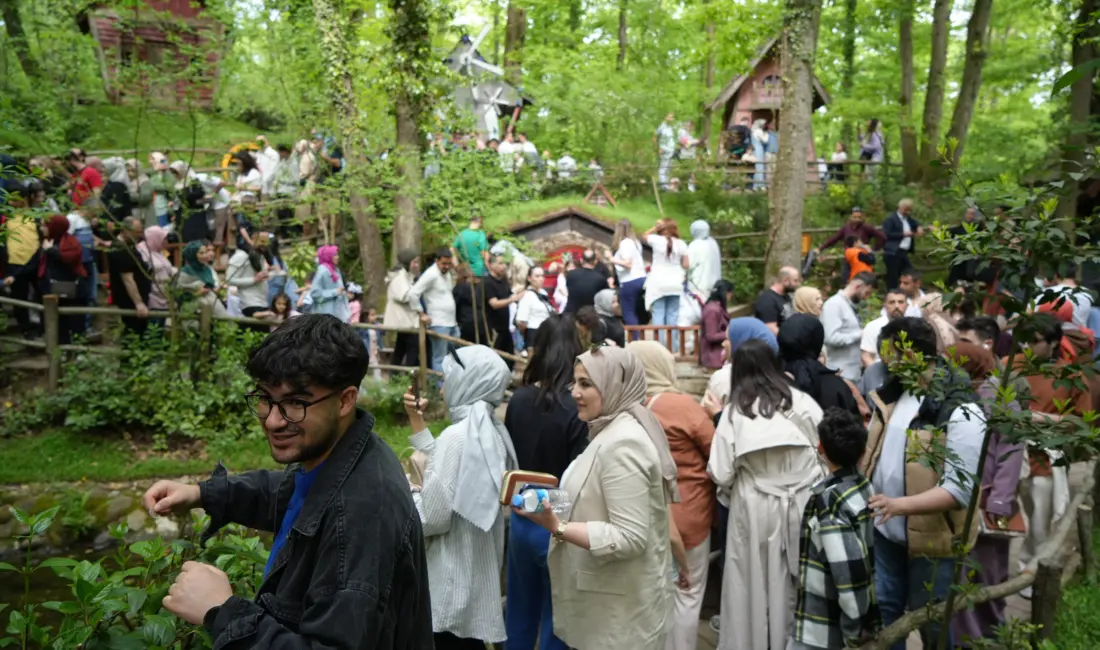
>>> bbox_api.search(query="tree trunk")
[700,1,715,144]
[1,0,40,79]
[840,0,857,150]
[918,0,953,181]
[944,0,993,169]
[765,0,822,280]
[311,0,387,307]
[568,0,582,32]
[617,0,628,70]
[504,2,526,85]
[1056,0,1099,220]
[388,0,432,262]
[898,0,921,184]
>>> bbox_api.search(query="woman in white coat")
[516,346,679,650]
[707,339,825,650]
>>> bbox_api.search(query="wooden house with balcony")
[80,0,225,108]
[707,34,831,161]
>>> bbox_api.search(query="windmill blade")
[469,58,504,77]
[469,24,491,53]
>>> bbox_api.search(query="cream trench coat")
[549,412,673,650]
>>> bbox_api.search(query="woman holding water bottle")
[403,345,518,650]
[514,346,679,650]
[504,315,588,650]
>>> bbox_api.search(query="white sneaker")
[710,615,720,633]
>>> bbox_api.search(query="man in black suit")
[881,198,923,290]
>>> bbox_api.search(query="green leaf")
[0,562,19,573]
[30,506,61,536]
[9,508,29,526]
[127,589,147,615]
[1051,58,1100,95]
[41,601,81,615]
[5,609,26,636]
[140,613,177,646]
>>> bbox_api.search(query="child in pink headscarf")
[137,225,177,310]
[308,245,349,320]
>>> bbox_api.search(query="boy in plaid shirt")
[789,408,880,649]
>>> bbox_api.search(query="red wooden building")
[81,0,224,108]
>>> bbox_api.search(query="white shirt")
[236,168,263,198]
[194,173,230,210]
[66,212,91,232]
[644,234,688,306]
[515,289,553,332]
[557,155,577,179]
[1035,283,1094,327]
[899,215,914,251]
[861,315,889,364]
[498,141,517,172]
[614,238,647,284]
[226,249,270,310]
[407,263,457,327]
[655,123,676,154]
[831,151,849,163]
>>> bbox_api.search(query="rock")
[0,507,11,525]
[155,518,181,540]
[125,509,148,531]
[105,496,135,522]
[92,530,118,552]
[0,520,14,539]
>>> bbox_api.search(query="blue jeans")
[506,513,568,650]
[429,325,460,372]
[619,277,645,328]
[874,531,957,650]
[650,294,680,352]
[157,213,172,228]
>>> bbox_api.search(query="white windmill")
[444,25,531,140]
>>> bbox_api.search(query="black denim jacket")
[198,410,434,649]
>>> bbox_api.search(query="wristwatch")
[552,520,568,541]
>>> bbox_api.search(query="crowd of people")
[126,199,1097,650]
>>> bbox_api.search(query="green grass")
[1,103,292,163]
[1055,522,1100,648]
[0,413,443,485]
[483,194,696,236]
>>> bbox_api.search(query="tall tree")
[617,0,628,70]
[898,0,921,183]
[388,0,432,260]
[1,0,41,79]
[765,0,823,279]
[944,0,994,168]
[700,0,715,143]
[1056,0,1099,220]
[311,0,387,306]
[918,0,953,180]
[504,1,526,84]
[839,0,857,150]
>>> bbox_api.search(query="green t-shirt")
[453,228,488,275]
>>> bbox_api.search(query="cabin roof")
[706,34,831,112]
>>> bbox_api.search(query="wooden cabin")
[707,34,831,161]
[81,0,224,108]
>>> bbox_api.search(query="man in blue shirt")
[142,314,432,649]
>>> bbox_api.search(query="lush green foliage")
[0,506,268,649]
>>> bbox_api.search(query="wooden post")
[1079,503,1096,584]
[198,301,214,356]
[1031,559,1064,643]
[417,320,428,397]
[43,294,60,393]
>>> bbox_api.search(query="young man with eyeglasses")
[141,314,433,649]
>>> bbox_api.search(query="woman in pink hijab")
[308,244,349,320]
[137,225,178,311]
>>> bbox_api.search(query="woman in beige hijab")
[792,286,824,316]
[628,341,717,650]
[920,292,958,353]
[515,346,676,650]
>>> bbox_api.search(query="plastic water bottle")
[511,488,572,515]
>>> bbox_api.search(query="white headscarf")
[442,345,518,532]
[103,157,129,184]
[687,219,722,296]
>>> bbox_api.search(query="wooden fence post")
[198,302,214,356]
[43,295,60,393]
[1031,559,1064,643]
[1079,503,1096,584]
[417,320,428,397]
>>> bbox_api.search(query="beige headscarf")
[919,292,958,354]
[627,340,682,397]
[577,346,680,503]
[793,286,823,316]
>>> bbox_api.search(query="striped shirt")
[410,428,507,643]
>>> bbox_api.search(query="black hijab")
[778,313,860,416]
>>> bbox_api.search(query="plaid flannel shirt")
[791,467,881,649]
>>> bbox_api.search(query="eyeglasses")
[244,389,344,423]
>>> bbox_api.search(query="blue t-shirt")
[264,463,325,578]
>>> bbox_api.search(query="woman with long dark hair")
[608,219,647,325]
[504,314,589,650]
[700,279,734,369]
[708,339,825,650]
[643,218,690,350]
[384,249,422,367]
[234,151,263,200]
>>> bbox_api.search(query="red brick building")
[82,0,225,108]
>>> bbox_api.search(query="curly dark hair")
[247,314,368,392]
[817,407,868,468]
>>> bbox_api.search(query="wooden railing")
[0,295,526,397]
[624,324,701,361]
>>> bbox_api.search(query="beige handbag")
[400,447,429,488]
